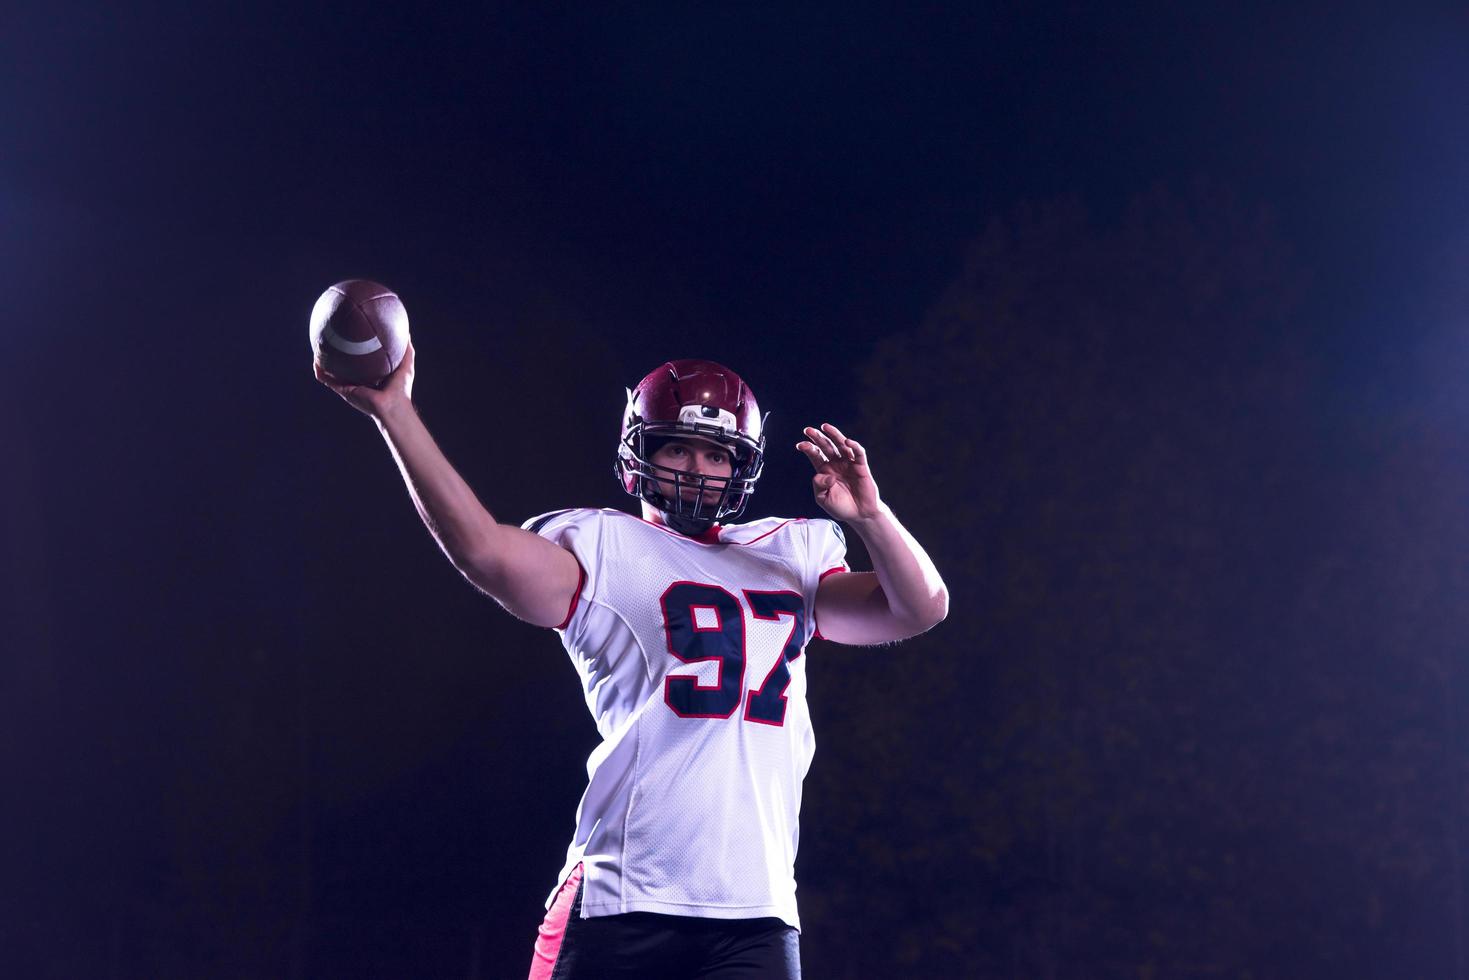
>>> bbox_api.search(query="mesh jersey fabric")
[521,508,849,930]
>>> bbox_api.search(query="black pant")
[548,878,801,979]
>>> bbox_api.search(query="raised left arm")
[798,424,949,646]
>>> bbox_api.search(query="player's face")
[649,437,734,503]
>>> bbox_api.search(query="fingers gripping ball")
[309,279,410,386]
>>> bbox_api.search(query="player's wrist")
[844,499,891,531]
[372,395,417,428]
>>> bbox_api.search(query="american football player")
[316,346,948,979]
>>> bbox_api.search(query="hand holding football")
[309,279,410,386]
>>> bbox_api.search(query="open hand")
[314,340,416,420]
[796,423,882,523]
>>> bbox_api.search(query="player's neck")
[640,503,722,543]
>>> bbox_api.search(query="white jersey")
[523,508,849,930]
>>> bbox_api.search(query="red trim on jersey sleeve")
[555,561,588,631]
[742,519,793,546]
[811,565,849,641]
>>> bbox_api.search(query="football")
[309,279,410,386]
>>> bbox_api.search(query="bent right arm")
[316,343,581,628]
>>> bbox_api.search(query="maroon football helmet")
[617,359,767,534]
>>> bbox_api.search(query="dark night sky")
[5,3,1469,978]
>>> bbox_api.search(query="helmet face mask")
[616,360,767,535]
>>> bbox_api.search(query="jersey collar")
[638,515,723,545]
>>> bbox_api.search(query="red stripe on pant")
[528,863,583,979]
